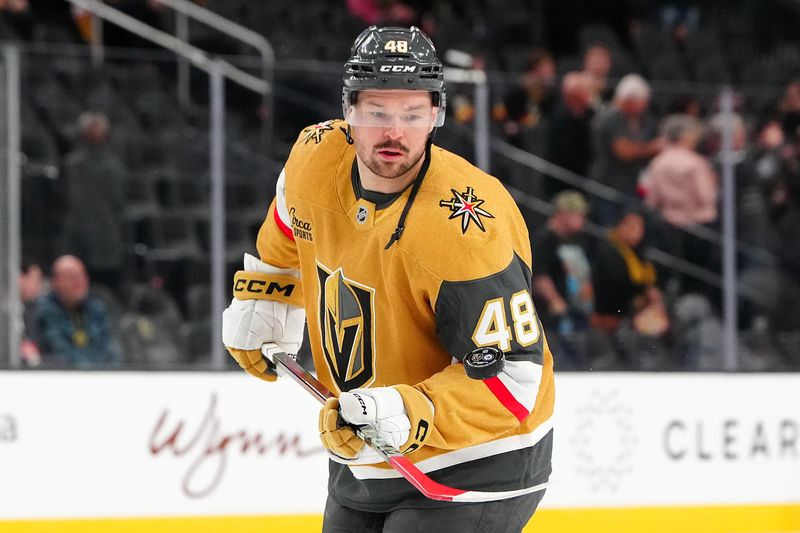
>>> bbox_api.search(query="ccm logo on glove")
[353,393,369,416]
[232,270,303,307]
[234,278,296,296]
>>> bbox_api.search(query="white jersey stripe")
[497,360,542,415]
[275,167,291,228]
[349,416,553,480]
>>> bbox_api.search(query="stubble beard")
[362,144,426,180]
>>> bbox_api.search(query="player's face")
[349,90,436,181]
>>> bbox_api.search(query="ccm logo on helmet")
[379,65,417,73]
[234,278,296,297]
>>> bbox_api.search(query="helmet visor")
[344,90,438,129]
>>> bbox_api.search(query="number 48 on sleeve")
[471,291,541,351]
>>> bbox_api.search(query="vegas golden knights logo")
[317,263,376,392]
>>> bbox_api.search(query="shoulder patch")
[438,186,495,233]
[300,120,336,144]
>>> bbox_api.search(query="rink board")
[1,371,798,532]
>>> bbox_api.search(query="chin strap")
[385,141,432,250]
[341,125,354,145]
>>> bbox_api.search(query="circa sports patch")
[301,120,335,144]
[439,186,495,233]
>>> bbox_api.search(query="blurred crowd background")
[3,0,800,372]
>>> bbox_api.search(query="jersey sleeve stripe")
[273,167,295,241]
[482,360,542,421]
[273,202,294,240]
[483,376,530,422]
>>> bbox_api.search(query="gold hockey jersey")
[256,120,554,511]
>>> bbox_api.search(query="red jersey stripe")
[274,204,295,241]
[483,376,530,422]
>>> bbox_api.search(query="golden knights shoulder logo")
[317,262,376,392]
[439,186,495,233]
[301,120,335,144]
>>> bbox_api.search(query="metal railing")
[156,0,275,146]
[66,0,268,95]
[61,0,274,370]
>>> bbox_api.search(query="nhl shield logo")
[356,205,369,224]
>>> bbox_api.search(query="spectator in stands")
[778,79,800,143]
[37,255,118,369]
[497,48,557,150]
[19,258,44,367]
[346,0,424,27]
[61,111,129,290]
[764,121,800,365]
[706,111,774,252]
[532,191,593,366]
[546,71,597,198]
[590,207,670,369]
[642,114,718,228]
[589,74,663,223]
[0,0,31,40]
[581,43,613,107]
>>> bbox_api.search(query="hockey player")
[222,26,554,532]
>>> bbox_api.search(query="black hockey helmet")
[342,26,446,127]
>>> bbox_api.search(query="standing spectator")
[706,111,774,253]
[546,71,597,198]
[37,255,118,368]
[590,208,670,369]
[61,112,129,289]
[590,74,663,222]
[19,258,44,367]
[497,48,557,151]
[642,114,718,228]
[532,191,593,366]
[0,0,32,40]
[582,43,613,107]
[778,79,800,143]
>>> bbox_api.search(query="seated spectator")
[546,71,597,198]
[589,74,664,223]
[19,258,45,367]
[532,191,594,366]
[590,208,670,369]
[642,114,718,228]
[37,255,119,369]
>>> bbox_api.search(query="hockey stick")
[270,349,551,503]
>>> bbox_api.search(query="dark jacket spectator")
[532,191,594,339]
[591,210,667,335]
[497,48,557,151]
[546,71,596,198]
[582,43,613,107]
[590,74,663,214]
[590,209,671,370]
[61,112,128,287]
[37,255,118,368]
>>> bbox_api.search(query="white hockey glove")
[222,253,305,381]
[319,386,434,459]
